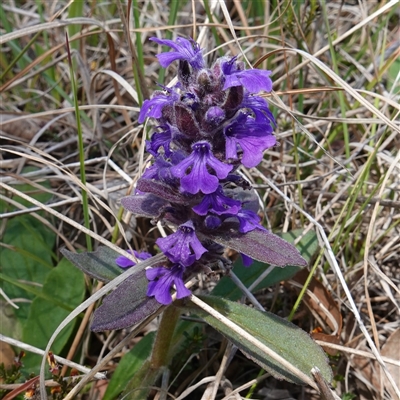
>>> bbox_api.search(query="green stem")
[132,0,144,75]
[65,33,92,251]
[122,305,181,399]
[320,1,350,161]
[0,30,38,82]
[150,305,181,369]
[110,206,125,244]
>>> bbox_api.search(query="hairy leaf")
[61,247,123,282]
[204,224,307,267]
[189,295,332,385]
[212,230,317,299]
[91,270,162,331]
[121,193,168,218]
[137,178,190,204]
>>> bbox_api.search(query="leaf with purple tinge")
[212,230,318,300]
[137,179,190,204]
[224,187,259,213]
[91,270,163,331]
[121,193,168,218]
[61,247,123,283]
[203,223,308,267]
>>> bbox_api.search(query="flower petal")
[171,141,232,194]
[192,185,241,216]
[115,250,152,269]
[224,113,276,168]
[241,253,254,267]
[156,220,207,266]
[146,264,190,305]
[222,59,273,94]
[138,90,179,123]
[150,37,204,69]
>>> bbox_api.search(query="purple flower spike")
[116,250,152,268]
[224,113,276,168]
[222,59,273,94]
[138,90,179,123]
[156,220,207,266]
[171,141,233,194]
[146,264,191,305]
[150,37,205,70]
[193,185,241,216]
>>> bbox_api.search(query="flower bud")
[205,106,225,125]
[197,68,212,91]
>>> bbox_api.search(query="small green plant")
[0,352,24,398]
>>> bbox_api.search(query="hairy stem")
[122,305,181,399]
[150,305,181,369]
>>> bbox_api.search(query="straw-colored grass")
[1,1,399,399]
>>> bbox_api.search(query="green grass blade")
[65,33,92,251]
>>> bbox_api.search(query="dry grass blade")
[0,17,108,44]
[36,253,166,399]
[1,1,399,398]
[0,334,106,380]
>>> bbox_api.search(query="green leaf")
[212,229,318,300]
[0,171,53,214]
[189,295,332,385]
[0,300,23,340]
[21,257,86,375]
[103,332,156,400]
[0,215,56,321]
[0,272,74,310]
[387,56,400,91]
[61,246,123,283]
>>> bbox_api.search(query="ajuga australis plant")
[63,36,332,397]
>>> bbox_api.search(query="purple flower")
[150,37,205,70]
[146,125,173,156]
[234,209,265,233]
[241,94,275,124]
[171,141,233,194]
[156,220,207,266]
[192,185,241,216]
[141,156,173,182]
[204,215,222,230]
[224,113,276,168]
[241,253,254,267]
[204,106,226,127]
[142,151,186,187]
[222,58,273,94]
[138,89,179,123]
[115,250,152,268]
[146,264,191,305]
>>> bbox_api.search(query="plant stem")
[122,305,181,399]
[65,33,92,251]
[150,305,181,369]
